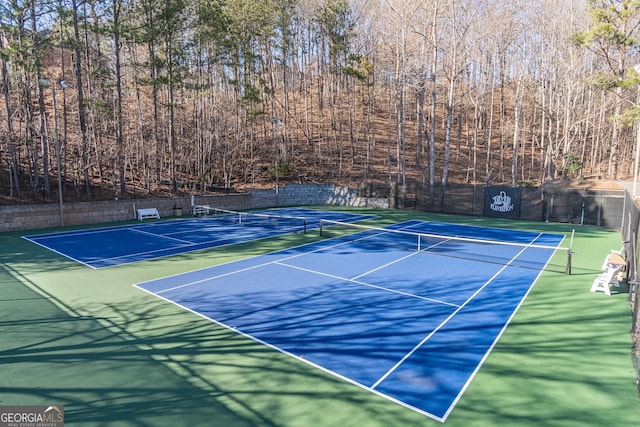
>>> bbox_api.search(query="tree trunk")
[429,2,438,204]
[113,0,125,196]
[71,0,91,196]
[0,33,20,198]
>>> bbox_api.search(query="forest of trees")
[2,0,640,204]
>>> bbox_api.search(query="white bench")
[192,205,210,216]
[137,208,160,221]
[591,250,625,295]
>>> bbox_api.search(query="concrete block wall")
[0,184,388,232]
[250,184,352,207]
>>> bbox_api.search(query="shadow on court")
[0,261,259,426]
[0,262,428,426]
[1,210,639,427]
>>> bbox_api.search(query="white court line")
[153,235,363,293]
[369,232,545,390]
[90,238,217,265]
[135,222,564,423]
[24,223,196,268]
[152,220,426,293]
[132,281,446,423]
[82,221,311,268]
[274,259,461,308]
[24,219,182,240]
[25,225,135,239]
[350,251,420,281]
[152,220,449,294]
[349,235,455,281]
[439,233,564,422]
[132,227,194,244]
[21,236,96,269]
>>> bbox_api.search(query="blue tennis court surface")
[23,208,371,268]
[135,220,566,422]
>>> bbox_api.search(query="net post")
[319,219,324,236]
[303,218,307,234]
[565,229,575,275]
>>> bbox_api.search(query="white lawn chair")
[601,248,624,270]
[591,253,625,296]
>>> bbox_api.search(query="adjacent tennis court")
[6,207,639,426]
[135,220,566,421]
[23,208,371,268]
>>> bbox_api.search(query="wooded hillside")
[2,0,640,204]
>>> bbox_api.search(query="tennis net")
[192,206,307,233]
[319,219,572,274]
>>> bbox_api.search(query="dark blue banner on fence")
[484,186,521,219]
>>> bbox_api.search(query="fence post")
[630,232,640,395]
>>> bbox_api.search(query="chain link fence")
[621,191,640,395]
[363,180,639,392]
[375,181,626,227]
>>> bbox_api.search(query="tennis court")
[3,207,639,426]
[22,208,371,268]
[135,220,566,422]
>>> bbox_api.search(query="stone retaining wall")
[0,184,388,232]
